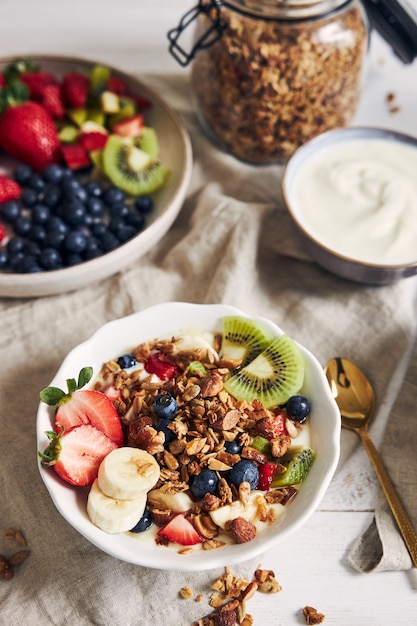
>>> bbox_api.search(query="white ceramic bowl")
[282,127,417,285]
[36,302,340,571]
[0,55,192,298]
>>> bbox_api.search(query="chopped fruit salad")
[39,316,316,550]
[0,58,169,273]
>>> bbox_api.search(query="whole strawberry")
[0,100,61,171]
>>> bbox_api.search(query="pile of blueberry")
[0,163,154,273]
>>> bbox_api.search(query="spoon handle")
[359,429,417,568]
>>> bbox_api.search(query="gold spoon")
[324,356,417,568]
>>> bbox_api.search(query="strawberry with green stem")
[0,68,61,171]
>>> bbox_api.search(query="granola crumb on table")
[303,605,326,624]
[0,528,30,580]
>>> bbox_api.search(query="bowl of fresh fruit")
[0,55,192,297]
[36,302,341,571]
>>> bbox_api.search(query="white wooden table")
[1,1,416,623]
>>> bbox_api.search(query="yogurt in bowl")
[36,302,340,571]
[282,127,417,284]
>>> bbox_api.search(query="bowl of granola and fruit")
[0,55,192,297]
[36,302,340,571]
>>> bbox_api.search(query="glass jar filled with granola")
[168,0,369,163]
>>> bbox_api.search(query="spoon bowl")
[325,356,417,567]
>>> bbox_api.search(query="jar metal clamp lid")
[168,0,417,66]
[362,0,417,63]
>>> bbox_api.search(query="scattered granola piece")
[303,605,326,624]
[180,586,194,599]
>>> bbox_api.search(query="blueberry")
[24,240,41,258]
[39,247,63,270]
[28,173,45,193]
[14,164,33,184]
[13,215,32,236]
[86,196,105,218]
[116,224,137,242]
[134,195,153,213]
[0,249,9,269]
[64,230,87,253]
[103,187,125,205]
[224,440,242,455]
[154,393,178,420]
[1,200,21,222]
[43,184,62,208]
[228,459,259,490]
[43,164,64,183]
[117,354,137,369]
[14,255,42,273]
[65,185,88,204]
[9,251,25,270]
[130,507,153,533]
[92,222,108,238]
[84,237,102,260]
[155,418,176,444]
[85,180,104,198]
[190,469,218,500]
[32,204,50,224]
[126,211,145,231]
[65,253,83,266]
[62,177,82,194]
[44,230,66,249]
[21,188,38,207]
[7,236,24,255]
[109,202,129,219]
[48,216,69,236]
[62,202,87,227]
[28,224,47,243]
[285,395,311,423]
[100,231,119,252]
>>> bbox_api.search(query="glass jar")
[169,0,369,163]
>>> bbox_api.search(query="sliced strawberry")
[0,224,6,242]
[55,389,124,446]
[158,514,204,546]
[20,71,57,100]
[79,131,108,152]
[0,101,61,171]
[258,462,276,491]
[112,114,144,138]
[61,72,89,109]
[0,175,21,203]
[108,76,128,95]
[61,143,91,170]
[144,352,179,380]
[41,84,65,120]
[255,410,288,440]
[0,74,5,88]
[44,424,118,486]
[133,95,152,110]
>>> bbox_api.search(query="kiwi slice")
[89,64,110,97]
[271,446,315,487]
[102,134,169,195]
[134,127,159,160]
[224,334,305,409]
[221,316,274,368]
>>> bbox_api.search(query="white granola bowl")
[36,302,341,571]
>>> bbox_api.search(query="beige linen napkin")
[1,73,417,625]
[347,341,417,572]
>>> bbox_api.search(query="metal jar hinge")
[167,0,227,67]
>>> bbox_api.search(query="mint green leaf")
[39,386,66,405]
[66,378,77,395]
[77,366,93,389]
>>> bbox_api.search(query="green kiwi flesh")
[102,134,168,195]
[271,446,315,487]
[134,127,159,160]
[223,334,305,409]
[221,316,274,369]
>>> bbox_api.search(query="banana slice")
[98,447,160,500]
[87,479,147,534]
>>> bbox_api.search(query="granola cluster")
[94,333,304,547]
[191,1,367,162]
[0,528,30,581]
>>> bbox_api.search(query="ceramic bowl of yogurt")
[282,127,417,285]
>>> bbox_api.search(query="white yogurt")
[290,138,417,265]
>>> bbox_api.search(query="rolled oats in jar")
[169,0,369,163]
